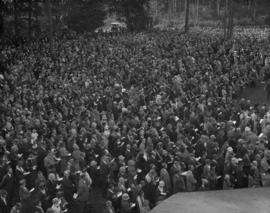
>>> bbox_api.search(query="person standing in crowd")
[0,190,8,213]
[62,170,76,208]
[103,200,116,213]
[44,149,60,175]
[10,202,22,213]
[75,173,89,213]
[121,193,132,213]
[265,80,270,100]
[19,179,30,202]
[0,166,14,207]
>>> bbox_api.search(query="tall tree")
[64,0,106,32]
[34,1,41,35]
[13,0,18,35]
[0,0,5,36]
[196,0,199,25]
[110,0,150,31]
[168,0,172,20]
[228,0,234,39]
[28,0,32,39]
[224,0,228,38]
[251,0,256,22]
[184,0,190,32]
[217,0,221,17]
[224,0,234,39]
[46,0,53,53]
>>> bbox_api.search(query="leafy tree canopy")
[64,0,106,32]
[109,0,151,31]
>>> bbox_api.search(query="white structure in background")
[95,16,127,33]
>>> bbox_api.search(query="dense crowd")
[0,29,270,213]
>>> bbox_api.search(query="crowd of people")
[0,28,270,213]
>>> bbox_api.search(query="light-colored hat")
[90,160,97,166]
[122,193,129,201]
[224,174,230,180]
[231,157,239,164]
[227,147,233,152]
[145,174,151,183]
[118,155,125,161]
[238,139,247,144]
[210,135,216,139]
[48,173,56,181]
[19,179,26,185]
[52,198,60,205]
[159,180,165,187]
[73,144,79,150]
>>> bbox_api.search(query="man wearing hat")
[19,179,30,202]
[75,174,89,213]
[46,198,61,213]
[0,159,5,186]
[265,79,270,100]
[44,149,59,174]
[260,150,270,186]
[0,189,8,213]
[121,193,132,213]
[62,170,75,208]
[10,202,22,213]
[0,166,15,206]
[103,200,116,213]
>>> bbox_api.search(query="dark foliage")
[64,0,106,32]
[0,0,8,36]
[265,16,270,26]
[109,0,151,31]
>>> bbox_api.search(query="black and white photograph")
[0,0,270,213]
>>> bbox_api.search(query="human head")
[106,200,112,207]
[158,180,165,188]
[0,190,7,198]
[122,193,129,201]
[52,198,60,206]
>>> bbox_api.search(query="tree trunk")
[0,7,3,36]
[185,0,190,32]
[168,0,171,21]
[155,0,158,18]
[0,0,4,36]
[252,0,256,22]
[28,0,32,40]
[223,0,228,38]
[46,0,53,54]
[0,14,3,36]
[178,0,182,14]
[175,0,178,16]
[196,0,199,26]
[228,0,234,39]
[192,0,195,24]
[13,0,18,36]
[217,0,221,17]
[35,1,39,35]
[169,0,174,20]
[248,0,251,10]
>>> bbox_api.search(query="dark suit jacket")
[0,174,15,200]
[0,166,6,184]
[77,179,89,202]
[62,177,75,203]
